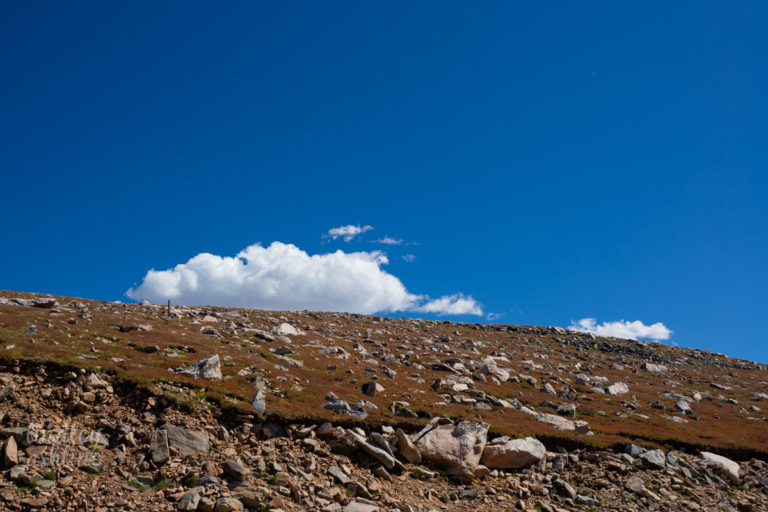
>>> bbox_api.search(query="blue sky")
[1,2,766,362]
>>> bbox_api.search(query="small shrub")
[128,480,146,492]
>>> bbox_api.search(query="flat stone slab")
[160,425,209,456]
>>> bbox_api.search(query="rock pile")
[0,361,759,511]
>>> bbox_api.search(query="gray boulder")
[640,449,666,469]
[180,354,222,380]
[178,489,201,511]
[150,430,170,465]
[222,460,250,480]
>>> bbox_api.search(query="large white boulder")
[606,382,629,395]
[272,323,302,336]
[700,452,740,483]
[481,437,545,469]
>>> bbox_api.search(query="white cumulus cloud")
[127,242,483,316]
[568,318,672,341]
[326,224,373,242]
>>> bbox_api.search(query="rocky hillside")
[0,290,766,512]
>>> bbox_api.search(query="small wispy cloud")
[401,254,416,263]
[371,236,403,245]
[568,318,672,341]
[325,224,374,242]
[415,293,483,316]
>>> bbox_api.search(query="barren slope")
[0,291,767,512]
[1,291,765,457]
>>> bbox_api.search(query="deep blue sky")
[1,2,766,362]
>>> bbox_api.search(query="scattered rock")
[323,393,368,420]
[625,476,659,501]
[347,430,396,469]
[2,436,18,468]
[150,429,170,465]
[640,449,667,469]
[213,497,244,512]
[272,323,301,336]
[625,444,644,457]
[0,385,13,401]
[180,354,223,380]
[178,490,201,511]
[362,382,382,397]
[606,382,629,395]
[395,428,421,464]
[327,465,350,485]
[343,502,379,512]
[222,460,250,480]
[251,388,266,415]
[675,399,693,415]
[554,478,577,500]
[21,497,49,508]
[32,298,56,308]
